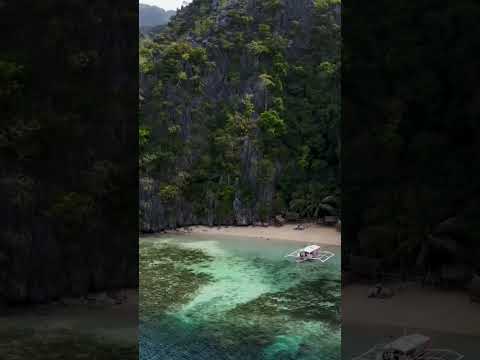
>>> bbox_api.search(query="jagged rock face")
[1,216,138,304]
[140,0,341,231]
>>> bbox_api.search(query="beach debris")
[367,283,394,299]
[274,214,286,226]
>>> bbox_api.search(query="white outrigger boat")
[285,244,335,263]
[352,334,464,360]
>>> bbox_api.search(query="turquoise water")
[140,235,340,360]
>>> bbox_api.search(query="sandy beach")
[343,284,480,336]
[174,223,341,246]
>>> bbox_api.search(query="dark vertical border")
[1,0,138,357]
[342,0,480,358]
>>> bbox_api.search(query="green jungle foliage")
[1,1,138,304]
[140,0,341,225]
[342,0,480,279]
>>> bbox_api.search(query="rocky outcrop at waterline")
[0,216,138,304]
[140,177,263,232]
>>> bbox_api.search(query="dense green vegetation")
[1,1,138,303]
[140,0,341,229]
[343,0,480,281]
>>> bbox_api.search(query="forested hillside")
[139,3,175,34]
[139,0,341,232]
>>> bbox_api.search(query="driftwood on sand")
[368,283,394,299]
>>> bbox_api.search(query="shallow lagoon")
[140,234,341,360]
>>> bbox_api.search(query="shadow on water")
[139,236,341,360]
[0,291,138,359]
[0,327,137,360]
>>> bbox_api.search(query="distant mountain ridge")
[139,3,175,31]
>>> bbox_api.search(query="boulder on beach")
[274,215,286,226]
[368,284,394,299]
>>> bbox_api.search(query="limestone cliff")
[140,0,341,231]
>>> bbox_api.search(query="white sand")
[342,284,480,336]
[177,223,341,246]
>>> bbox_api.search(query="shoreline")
[156,223,341,246]
[0,289,138,345]
[342,283,480,337]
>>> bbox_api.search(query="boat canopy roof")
[301,245,321,253]
[386,334,430,353]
